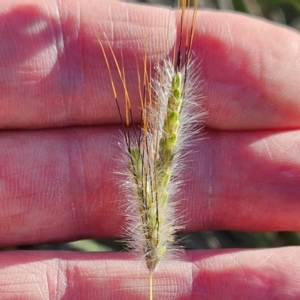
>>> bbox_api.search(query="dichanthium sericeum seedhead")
[99,0,206,299]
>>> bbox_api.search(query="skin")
[0,0,300,299]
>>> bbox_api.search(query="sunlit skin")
[1,0,300,299]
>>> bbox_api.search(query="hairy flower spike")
[99,0,206,299]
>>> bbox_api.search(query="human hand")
[1,0,300,299]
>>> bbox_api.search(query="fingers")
[187,129,300,232]
[191,12,300,130]
[1,1,300,129]
[0,0,173,129]
[1,248,299,299]
[1,127,300,247]
[191,247,300,299]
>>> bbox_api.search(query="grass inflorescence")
[100,0,206,298]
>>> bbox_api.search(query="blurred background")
[16,0,300,253]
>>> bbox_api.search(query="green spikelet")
[127,70,183,272]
